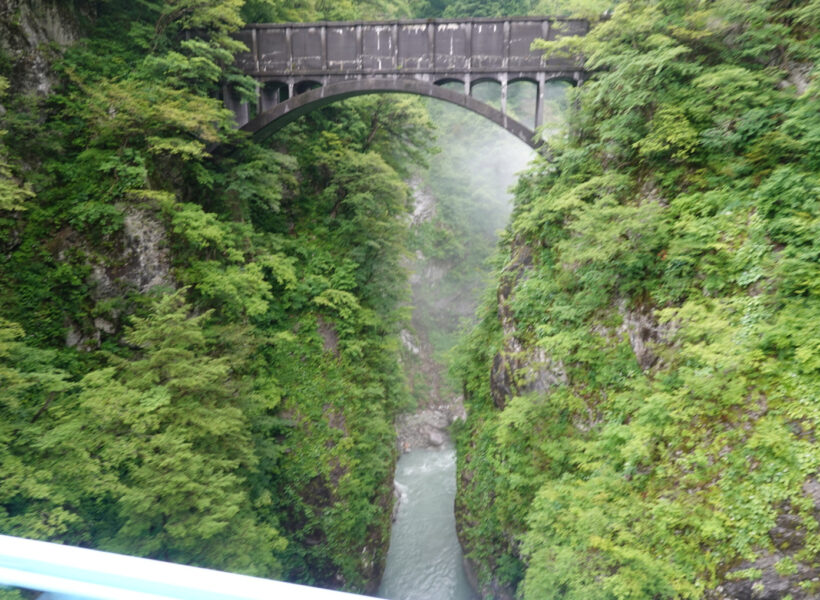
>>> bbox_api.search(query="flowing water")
[378,446,477,600]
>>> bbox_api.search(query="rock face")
[397,180,477,453]
[0,2,175,351]
[709,480,820,600]
[66,207,173,349]
[490,242,567,410]
[618,299,672,371]
[0,0,91,94]
[395,403,466,453]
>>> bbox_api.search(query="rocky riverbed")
[396,400,467,453]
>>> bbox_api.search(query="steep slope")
[454,1,820,598]
[0,0,429,593]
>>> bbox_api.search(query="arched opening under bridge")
[239,76,578,149]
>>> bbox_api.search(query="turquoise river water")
[378,446,477,600]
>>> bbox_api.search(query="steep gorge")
[3,1,820,600]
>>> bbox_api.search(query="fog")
[402,81,570,406]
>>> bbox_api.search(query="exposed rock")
[462,555,515,600]
[399,328,420,355]
[93,317,115,334]
[87,208,171,299]
[408,260,447,287]
[778,61,813,96]
[318,316,340,356]
[496,242,532,337]
[0,0,92,95]
[64,321,85,349]
[409,177,436,225]
[427,428,445,447]
[490,241,567,409]
[491,346,567,410]
[391,480,407,522]
[709,479,820,600]
[490,352,516,409]
[395,401,467,453]
[121,209,172,292]
[618,300,673,371]
[713,554,820,600]
[66,208,172,349]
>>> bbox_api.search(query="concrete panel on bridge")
[363,25,395,70]
[292,27,323,70]
[470,22,503,69]
[328,26,358,70]
[398,24,430,70]
[257,29,289,71]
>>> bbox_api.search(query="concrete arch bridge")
[228,17,589,148]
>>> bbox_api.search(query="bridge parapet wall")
[235,18,587,78]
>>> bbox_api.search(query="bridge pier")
[500,73,508,117]
[259,82,279,113]
[535,71,546,128]
[223,84,250,128]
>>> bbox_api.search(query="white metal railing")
[0,535,377,600]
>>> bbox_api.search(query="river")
[378,446,477,600]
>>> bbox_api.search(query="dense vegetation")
[453,0,820,598]
[0,0,437,592]
[4,0,820,598]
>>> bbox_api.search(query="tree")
[53,290,286,574]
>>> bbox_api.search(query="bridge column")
[260,83,281,113]
[356,25,364,71]
[535,71,546,129]
[223,84,250,128]
[464,74,471,97]
[501,74,508,117]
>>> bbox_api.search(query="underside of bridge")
[227,18,588,147]
[240,77,576,148]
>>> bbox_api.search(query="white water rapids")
[377,447,477,600]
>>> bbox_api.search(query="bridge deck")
[234,17,587,79]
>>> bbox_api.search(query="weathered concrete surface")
[229,17,588,147]
[241,77,548,147]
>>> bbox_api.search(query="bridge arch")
[294,80,323,95]
[470,76,502,88]
[433,77,465,87]
[545,74,581,86]
[242,78,540,148]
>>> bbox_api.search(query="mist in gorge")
[400,81,570,417]
[381,81,570,600]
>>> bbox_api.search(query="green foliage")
[0,318,77,540]
[455,0,820,598]
[0,0,424,591]
[52,290,286,572]
[241,0,413,21]
[442,0,535,17]
[0,76,33,212]
[404,95,534,403]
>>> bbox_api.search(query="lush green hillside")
[453,0,820,598]
[0,0,432,593]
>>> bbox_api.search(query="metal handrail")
[0,535,376,600]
